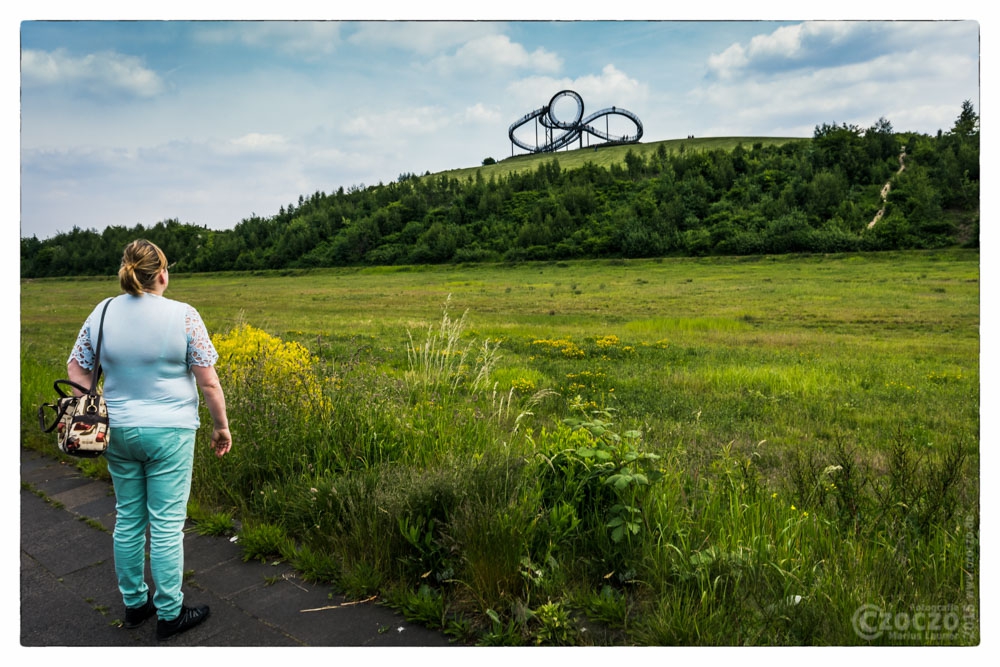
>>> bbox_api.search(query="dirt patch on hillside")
[867,151,907,229]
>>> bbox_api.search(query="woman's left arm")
[66,358,92,396]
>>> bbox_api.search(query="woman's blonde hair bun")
[118,239,168,296]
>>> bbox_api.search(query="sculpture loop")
[509,89,643,154]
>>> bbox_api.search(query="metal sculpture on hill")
[508,89,643,155]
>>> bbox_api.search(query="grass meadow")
[20,248,979,645]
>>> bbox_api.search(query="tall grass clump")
[405,295,500,398]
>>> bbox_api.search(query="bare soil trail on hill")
[867,151,907,229]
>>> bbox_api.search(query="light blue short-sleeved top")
[68,294,219,429]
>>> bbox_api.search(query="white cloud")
[708,22,840,79]
[21,48,165,98]
[429,34,562,75]
[223,132,290,154]
[193,22,342,58]
[692,21,979,137]
[573,64,647,102]
[21,136,344,234]
[464,102,502,124]
[303,146,352,169]
[707,21,977,80]
[745,22,853,60]
[347,21,499,56]
[508,64,648,114]
[343,105,451,138]
[690,45,976,137]
[706,43,748,79]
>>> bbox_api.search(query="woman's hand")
[210,427,232,457]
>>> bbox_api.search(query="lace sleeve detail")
[185,305,219,367]
[67,315,96,370]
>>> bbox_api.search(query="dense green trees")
[21,104,979,278]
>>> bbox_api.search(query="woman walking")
[67,239,232,641]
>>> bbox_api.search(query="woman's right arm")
[192,364,231,457]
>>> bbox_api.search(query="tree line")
[20,102,979,278]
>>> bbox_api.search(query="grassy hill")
[437,136,809,182]
[22,122,977,278]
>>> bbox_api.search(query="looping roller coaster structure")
[508,89,643,155]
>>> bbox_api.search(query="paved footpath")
[19,446,456,647]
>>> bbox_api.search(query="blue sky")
[14,10,982,241]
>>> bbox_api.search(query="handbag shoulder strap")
[89,297,115,395]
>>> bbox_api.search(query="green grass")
[440,136,808,183]
[20,248,979,645]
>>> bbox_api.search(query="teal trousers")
[105,427,195,622]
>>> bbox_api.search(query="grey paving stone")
[21,446,458,647]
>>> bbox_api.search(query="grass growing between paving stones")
[22,482,65,510]
[20,249,979,645]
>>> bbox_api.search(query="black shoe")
[123,591,156,629]
[156,604,210,641]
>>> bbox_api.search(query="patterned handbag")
[38,298,114,458]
